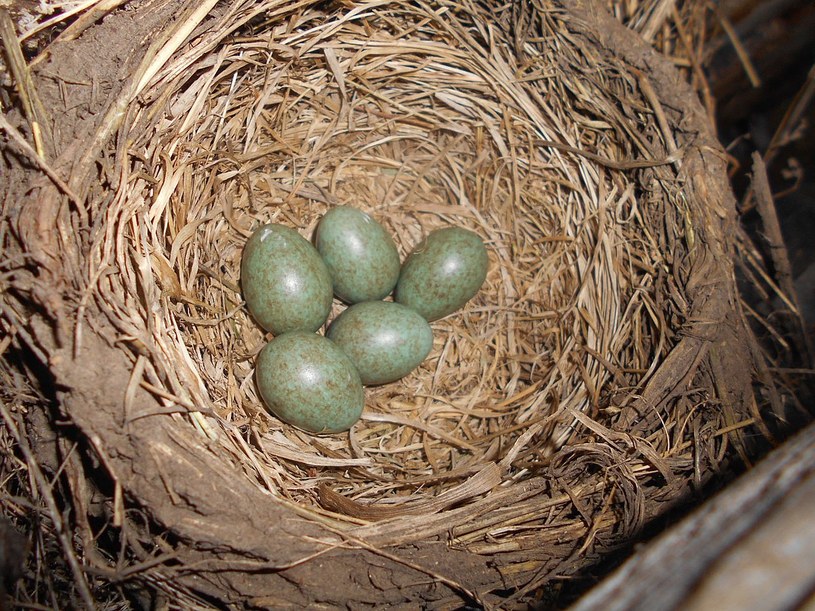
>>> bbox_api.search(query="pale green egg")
[395,227,488,321]
[241,224,333,334]
[315,206,401,303]
[255,332,364,433]
[327,301,433,385]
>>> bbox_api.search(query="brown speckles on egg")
[241,224,333,334]
[255,332,364,433]
[327,301,433,385]
[315,206,401,303]
[395,227,488,321]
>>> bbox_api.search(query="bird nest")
[0,0,776,606]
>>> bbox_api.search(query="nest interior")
[112,0,732,494]
[0,0,775,607]
[135,0,659,498]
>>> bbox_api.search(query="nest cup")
[138,4,596,491]
[3,0,765,605]
[151,3,625,495]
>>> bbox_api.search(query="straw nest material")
[0,0,784,607]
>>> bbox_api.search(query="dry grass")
[96,0,712,511]
[0,0,798,607]
[606,0,716,126]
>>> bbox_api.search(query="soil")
[3,0,181,211]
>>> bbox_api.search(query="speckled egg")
[314,206,401,303]
[255,332,365,433]
[327,301,433,385]
[395,227,488,321]
[241,223,333,334]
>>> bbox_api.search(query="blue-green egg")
[241,223,333,334]
[314,206,401,303]
[327,301,433,385]
[255,332,364,433]
[395,227,488,321]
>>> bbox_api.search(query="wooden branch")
[570,420,815,611]
[751,152,814,366]
[752,152,796,303]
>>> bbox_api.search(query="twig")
[535,139,683,171]
[739,65,814,213]
[0,114,82,207]
[636,71,681,171]
[751,154,795,303]
[0,7,52,157]
[0,400,97,609]
[27,0,129,62]
[764,63,815,166]
[640,0,676,43]
[751,152,814,366]
[709,2,761,88]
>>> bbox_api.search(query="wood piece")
[682,470,815,610]
[570,421,815,611]
[751,151,813,365]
